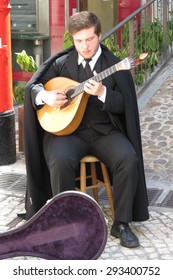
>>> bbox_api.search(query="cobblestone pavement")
[0,59,173,260]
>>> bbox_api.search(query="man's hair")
[68,11,101,36]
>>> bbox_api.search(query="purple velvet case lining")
[0,191,107,260]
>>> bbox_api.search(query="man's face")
[72,26,101,59]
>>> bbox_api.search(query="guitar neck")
[70,58,130,99]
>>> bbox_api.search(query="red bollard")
[0,0,16,165]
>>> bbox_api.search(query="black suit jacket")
[24,45,149,221]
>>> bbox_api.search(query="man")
[24,11,149,248]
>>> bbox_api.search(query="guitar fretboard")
[71,64,117,99]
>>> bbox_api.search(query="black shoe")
[110,223,140,248]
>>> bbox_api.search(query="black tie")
[84,59,92,78]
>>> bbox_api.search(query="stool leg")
[90,162,99,202]
[80,162,87,193]
[100,162,114,219]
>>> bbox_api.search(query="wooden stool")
[76,155,114,218]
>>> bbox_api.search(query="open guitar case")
[0,191,108,260]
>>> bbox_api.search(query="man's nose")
[82,41,89,48]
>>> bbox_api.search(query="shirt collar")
[78,45,102,66]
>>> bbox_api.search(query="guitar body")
[37,77,89,135]
[0,191,107,260]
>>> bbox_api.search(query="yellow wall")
[87,0,118,35]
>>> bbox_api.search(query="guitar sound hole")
[66,88,75,101]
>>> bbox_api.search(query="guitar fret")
[73,82,86,97]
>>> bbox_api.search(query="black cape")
[23,45,149,221]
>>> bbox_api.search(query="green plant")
[13,83,26,104]
[102,16,173,87]
[63,31,74,49]
[15,50,38,72]
[13,51,38,103]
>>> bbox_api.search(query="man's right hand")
[41,90,68,108]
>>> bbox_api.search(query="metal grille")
[87,187,164,207]
[0,173,172,208]
[159,191,173,208]
[147,188,163,206]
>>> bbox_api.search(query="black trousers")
[43,127,138,223]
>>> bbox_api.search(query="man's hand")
[83,70,105,97]
[41,90,68,107]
